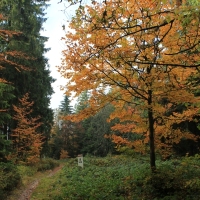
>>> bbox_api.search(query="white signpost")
[77,154,83,168]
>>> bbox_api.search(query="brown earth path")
[7,164,64,200]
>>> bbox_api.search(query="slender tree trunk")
[3,123,7,136]
[148,89,156,172]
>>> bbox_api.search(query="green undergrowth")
[31,155,200,200]
[0,162,21,199]
[16,158,60,185]
[35,158,60,171]
[3,158,60,200]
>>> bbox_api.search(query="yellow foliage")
[10,93,43,164]
[60,149,69,159]
[59,0,200,163]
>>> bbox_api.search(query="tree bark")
[148,89,156,172]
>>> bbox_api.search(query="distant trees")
[79,104,115,156]
[73,91,115,156]
[49,93,115,158]
[74,91,90,114]
[60,95,73,115]
[59,0,200,170]
[49,95,79,159]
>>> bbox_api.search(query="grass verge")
[31,155,200,200]
[6,158,60,200]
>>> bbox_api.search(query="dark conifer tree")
[80,105,115,156]
[50,95,79,158]
[59,95,72,115]
[75,90,90,113]
[0,14,20,161]
[0,0,55,156]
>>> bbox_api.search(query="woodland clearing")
[27,155,200,200]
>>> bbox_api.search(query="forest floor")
[7,164,64,200]
[7,156,200,199]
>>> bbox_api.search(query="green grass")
[31,155,200,200]
[16,158,60,186]
[5,158,60,200]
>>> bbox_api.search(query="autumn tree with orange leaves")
[59,0,200,170]
[10,93,43,164]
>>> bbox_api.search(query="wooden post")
[77,154,83,168]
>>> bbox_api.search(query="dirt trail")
[11,165,64,200]
[18,180,39,200]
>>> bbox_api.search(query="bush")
[132,156,200,199]
[17,165,37,177]
[0,162,21,199]
[35,158,59,171]
[144,167,184,198]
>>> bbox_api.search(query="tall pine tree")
[59,95,72,115]
[0,13,21,161]
[0,0,55,156]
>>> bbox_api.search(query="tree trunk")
[148,89,156,172]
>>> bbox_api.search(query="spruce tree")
[81,105,115,156]
[0,0,55,156]
[0,14,19,161]
[75,91,90,113]
[59,95,72,115]
[50,95,79,158]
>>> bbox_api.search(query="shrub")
[144,167,184,198]
[35,158,59,171]
[17,165,37,177]
[0,162,21,199]
[132,157,200,199]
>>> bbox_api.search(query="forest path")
[19,164,63,200]
[7,164,64,200]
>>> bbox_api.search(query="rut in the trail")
[18,180,39,200]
